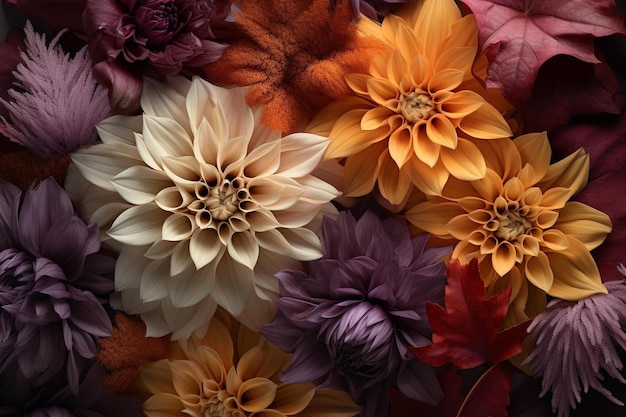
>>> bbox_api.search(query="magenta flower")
[0,22,110,158]
[83,0,233,112]
[524,278,626,417]
[263,211,449,417]
[0,178,114,394]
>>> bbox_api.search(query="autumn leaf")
[411,258,529,369]
[520,55,625,133]
[461,0,626,105]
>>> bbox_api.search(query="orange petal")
[426,114,457,149]
[554,202,612,250]
[412,122,440,168]
[325,110,389,159]
[458,103,512,139]
[491,241,517,276]
[440,137,486,181]
[406,156,449,195]
[546,239,608,300]
[405,201,465,236]
[524,251,554,293]
[343,142,387,197]
[377,151,413,205]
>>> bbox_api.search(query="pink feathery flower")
[524,278,626,417]
[0,21,110,159]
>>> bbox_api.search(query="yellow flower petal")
[343,142,386,197]
[388,126,413,168]
[546,239,608,300]
[237,378,277,413]
[440,137,486,181]
[555,202,612,250]
[325,110,389,159]
[412,122,440,168]
[539,148,589,193]
[273,384,316,415]
[296,390,361,417]
[457,103,512,139]
[406,201,464,236]
[491,241,517,276]
[524,252,554,293]
[406,156,449,196]
[377,152,414,205]
[426,114,458,149]
[414,0,462,54]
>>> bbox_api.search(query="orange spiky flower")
[203,0,386,133]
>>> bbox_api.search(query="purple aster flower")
[0,22,111,158]
[83,0,233,112]
[523,278,626,417]
[0,178,114,394]
[262,210,449,417]
[351,0,406,20]
[0,361,144,417]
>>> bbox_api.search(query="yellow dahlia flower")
[66,76,340,339]
[135,312,360,417]
[309,0,514,205]
[406,133,612,326]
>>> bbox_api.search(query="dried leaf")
[411,259,529,368]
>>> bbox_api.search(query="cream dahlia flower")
[134,311,361,417]
[308,0,514,205]
[406,133,611,326]
[66,76,340,339]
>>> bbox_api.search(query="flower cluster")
[1,0,626,416]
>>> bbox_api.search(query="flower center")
[188,175,250,228]
[494,210,531,241]
[328,302,394,381]
[400,90,435,123]
[134,0,181,46]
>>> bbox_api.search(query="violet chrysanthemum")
[523,279,626,417]
[0,361,143,417]
[262,210,448,417]
[351,0,406,20]
[0,178,114,394]
[84,0,233,112]
[0,21,110,158]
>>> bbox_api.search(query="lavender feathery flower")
[83,0,233,112]
[262,210,449,417]
[523,279,626,417]
[0,178,114,394]
[0,361,144,417]
[0,21,110,158]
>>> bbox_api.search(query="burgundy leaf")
[462,0,626,105]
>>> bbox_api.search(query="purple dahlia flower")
[352,0,406,20]
[0,361,143,417]
[83,0,233,112]
[0,178,114,393]
[263,210,449,417]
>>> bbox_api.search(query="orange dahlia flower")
[310,0,514,206]
[406,133,612,326]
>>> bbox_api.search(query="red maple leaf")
[461,0,626,105]
[411,259,529,369]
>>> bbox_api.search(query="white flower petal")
[167,264,216,308]
[227,232,259,270]
[142,115,194,167]
[140,258,170,303]
[276,133,329,177]
[193,116,222,166]
[170,239,194,276]
[111,166,171,205]
[186,77,229,140]
[142,76,191,133]
[297,175,341,204]
[247,176,303,210]
[212,257,255,316]
[71,143,142,192]
[243,140,281,178]
[108,203,169,245]
[114,244,152,291]
[255,228,323,261]
[96,115,142,146]
[162,213,195,242]
[190,228,225,269]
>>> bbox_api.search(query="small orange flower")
[203,0,386,134]
[309,0,515,206]
[134,312,361,417]
[406,133,612,326]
